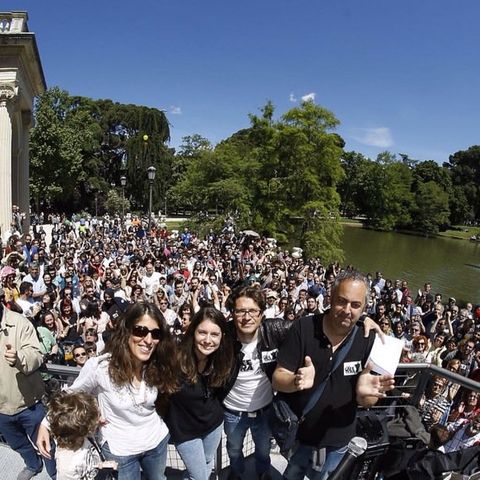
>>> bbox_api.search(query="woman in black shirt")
[165,307,233,480]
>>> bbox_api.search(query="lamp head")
[147,166,156,181]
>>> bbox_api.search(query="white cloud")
[301,92,316,102]
[289,92,297,103]
[170,106,182,115]
[351,127,394,148]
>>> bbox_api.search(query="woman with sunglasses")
[37,301,178,479]
[378,317,394,337]
[165,307,233,480]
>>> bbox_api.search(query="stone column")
[19,109,32,233]
[0,82,18,237]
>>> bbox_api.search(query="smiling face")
[128,314,160,368]
[194,319,222,361]
[44,313,55,329]
[233,296,262,342]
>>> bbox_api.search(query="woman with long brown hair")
[37,301,178,479]
[165,307,233,480]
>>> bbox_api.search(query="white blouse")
[69,353,168,456]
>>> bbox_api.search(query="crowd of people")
[0,211,479,480]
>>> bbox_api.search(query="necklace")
[126,370,149,411]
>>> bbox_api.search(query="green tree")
[30,88,171,214]
[338,151,371,217]
[170,101,345,263]
[444,146,480,223]
[30,87,98,211]
[412,160,452,193]
[105,188,131,215]
[411,181,450,235]
[356,153,414,230]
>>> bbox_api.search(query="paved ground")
[1,442,288,480]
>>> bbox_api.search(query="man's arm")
[6,317,44,375]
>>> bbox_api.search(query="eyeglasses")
[74,352,87,358]
[131,324,162,340]
[234,308,261,317]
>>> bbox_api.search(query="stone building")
[0,11,46,236]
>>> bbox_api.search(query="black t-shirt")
[276,314,375,447]
[165,374,224,444]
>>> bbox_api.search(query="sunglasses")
[74,352,87,358]
[131,325,162,340]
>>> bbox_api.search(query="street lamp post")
[120,175,127,223]
[147,166,156,233]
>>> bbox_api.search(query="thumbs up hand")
[294,356,315,391]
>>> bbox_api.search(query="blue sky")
[3,0,480,162]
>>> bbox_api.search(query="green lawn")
[437,225,480,240]
[166,220,185,230]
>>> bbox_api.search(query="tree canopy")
[30,88,170,214]
[29,87,480,263]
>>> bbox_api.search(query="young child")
[48,391,117,479]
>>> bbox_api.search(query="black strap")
[88,436,107,462]
[300,324,359,420]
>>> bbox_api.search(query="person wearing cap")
[1,266,19,303]
[264,290,281,319]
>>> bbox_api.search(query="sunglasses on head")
[131,324,162,340]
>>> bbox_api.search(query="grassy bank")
[437,226,480,240]
[341,218,480,241]
[166,220,185,230]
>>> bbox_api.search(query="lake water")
[342,226,480,305]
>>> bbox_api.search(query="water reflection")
[342,226,480,305]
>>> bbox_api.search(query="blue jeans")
[223,407,271,476]
[0,401,56,478]
[175,423,223,480]
[102,434,169,480]
[283,443,348,480]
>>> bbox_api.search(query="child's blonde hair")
[48,391,99,450]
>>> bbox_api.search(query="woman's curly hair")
[104,301,178,395]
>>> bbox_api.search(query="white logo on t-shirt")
[343,361,361,376]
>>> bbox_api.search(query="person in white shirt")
[36,302,179,480]
[48,391,118,480]
[139,263,161,301]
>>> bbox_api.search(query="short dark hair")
[332,268,369,305]
[227,285,266,312]
[19,281,33,295]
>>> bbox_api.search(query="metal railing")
[1,362,479,478]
